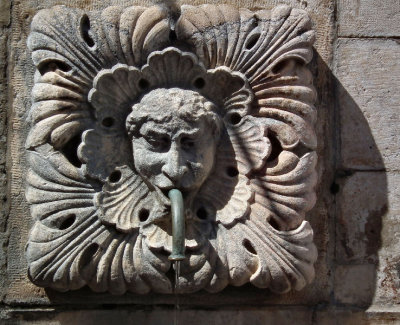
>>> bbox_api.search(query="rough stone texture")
[1,0,399,323]
[5,0,333,307]
[315,307,400,325]
[0,0,10,304]
[336,172,390,265]
[337,0,400,37]
[336,39,400,171]
[0,0,11,26]
[334,264,376,306]
[24,4,318,295]
[335,171,400,307]
[0,307,313,325]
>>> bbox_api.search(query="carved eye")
[181,137,195,150]
[146,136,170,152]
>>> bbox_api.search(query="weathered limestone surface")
[1,307,314,325]
[337,0,400,37]
[0,0,10,304]
[0,0,11,26]
[4,0,334,308]
[3,306,400,324]
[0,0,399,323]
[336,172,390,265]
[315,306,400,325]
[24,6,319,295]
[336,171,400,306]
[336,39,400,171]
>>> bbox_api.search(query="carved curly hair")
[126,88,222,140]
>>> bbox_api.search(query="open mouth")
[157,187,189,204]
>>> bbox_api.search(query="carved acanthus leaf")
[26,4,318,295]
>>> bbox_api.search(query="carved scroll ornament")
[26,4,318,294]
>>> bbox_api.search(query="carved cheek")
[199,142,216,174]
[188,148,215,184]
[133,145,162,181]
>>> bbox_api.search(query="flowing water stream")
[173,261,181,325]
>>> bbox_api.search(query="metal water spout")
[168,189,186,261]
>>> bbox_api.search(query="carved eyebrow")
[139,123,167,138]
[176,128,202,138]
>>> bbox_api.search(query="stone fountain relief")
[25,3,318,295]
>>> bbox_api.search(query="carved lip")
[159,186,190,204]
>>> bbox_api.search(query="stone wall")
[0,0,399,324]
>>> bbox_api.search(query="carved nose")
[161,147,188,184]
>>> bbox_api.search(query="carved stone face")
[26,5,318,294]
[126,88,221,198]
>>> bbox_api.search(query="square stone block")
[337,0,400,37]
[336,172,390,264]
[336,171,400,305]
[3,0,334,307]
[334,264,375,306]
[315,307,400,325]
[336,39,400,171]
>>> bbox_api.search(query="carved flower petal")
[251,151,317,231]
[177,5,314,75]
[95,166,166,233]
[220,116,271,175]
[142,218,210,253]
[79,128,132,181]
[197,174,253,226]
[177,4,317,149]
[25,151,171,293]
[26,4,318,295]
[216,220,317,293]
[88,65,143,127]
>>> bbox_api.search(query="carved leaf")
[210,220,317,293]
[176,4,317,149]
[26,4,318,295]
[251,151,318,230]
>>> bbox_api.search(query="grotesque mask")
[25,4,318,295]
[127,88,221,202]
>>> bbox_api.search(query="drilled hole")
[60,133,82,168]
[102,117,114,127]
[81,14,95,47]
[79,243,99,269]
[226,167,239,177]
[268,217,281,231]
[169,29,177,42]
[38,61,71,75]
[59,214,76,230]
[230,113,241,125]
[194,78,205,89]
[330,182,340,195]
[138,79,149,89]
[266,133,283,162]
[243,239,257,255]
[246,34,260,50]
[109,170,122,183]
[196,207,208,220]
[139,209,149,222]
[272,59,305,75]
